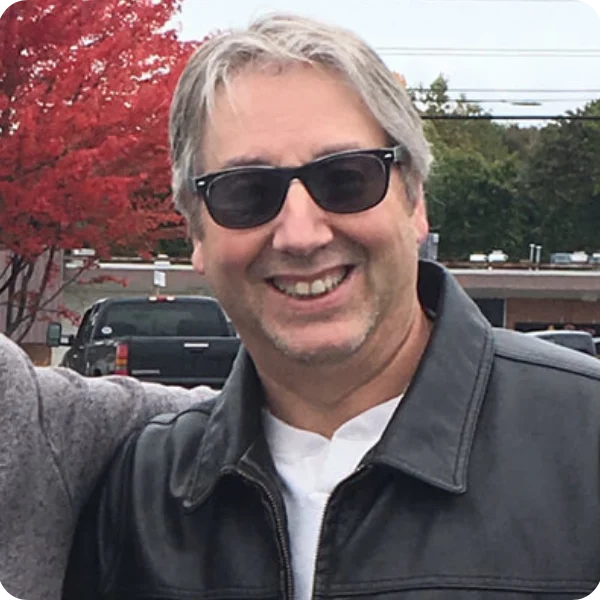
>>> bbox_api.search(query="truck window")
[93,301,227,338]
[76,309,94,342]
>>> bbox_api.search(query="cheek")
[203,228,267,279]
[351,209,413,251]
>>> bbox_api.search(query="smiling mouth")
[269,266,353,299]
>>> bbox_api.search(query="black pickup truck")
[46,295,240,388]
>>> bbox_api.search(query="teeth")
[273,270,347,298]
[310,279,326,295]
[295,281,310,296]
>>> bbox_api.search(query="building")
[454,264,600,336]
[61,258,600,336]
[5,253,598,365]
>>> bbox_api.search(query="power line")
[377,47,600,57]
[381,48,600,53]
[409,88,600,94]
[425,0,581,2]
[447,98,597,103]
[422,114,600,120]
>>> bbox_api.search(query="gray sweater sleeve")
[35,363,216,513]
[0,333,216,600]
[0,335,215,512]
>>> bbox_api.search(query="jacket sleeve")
[62,431,140,600]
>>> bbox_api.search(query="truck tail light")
[114,342,129,375]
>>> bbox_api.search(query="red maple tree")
[0,0,196,341]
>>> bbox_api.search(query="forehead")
[200,63,387,170]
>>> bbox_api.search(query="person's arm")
[0,333,215,599]
[35,362,216,513]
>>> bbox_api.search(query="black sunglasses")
[191,145,409,230]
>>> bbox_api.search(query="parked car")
[550,251,595,266]
[570,251,589,264]
[46,295,241,388]
[487,249,508,263]
[469,253,488,263]
[593,337,600,357]
[525,330,596,356]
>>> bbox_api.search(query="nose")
[271,179,334,255]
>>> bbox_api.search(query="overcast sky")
[176,0,600,122]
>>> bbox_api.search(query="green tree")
[427,147,526,260]
[522,100,600,256]
[413,76,511,163]
[415,76,528,259]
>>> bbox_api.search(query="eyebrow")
[312,142,364,160]
[219,142,367,170]
[221,155,271,169]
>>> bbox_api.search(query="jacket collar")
[365,260,494,493]
[184,261,494,508]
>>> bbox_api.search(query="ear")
[412,186,429,245]
[191,238,205,275]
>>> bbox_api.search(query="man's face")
[192,64,428,366]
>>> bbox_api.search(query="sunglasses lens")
[206,170,286,229]
[198,150,394,229]
[307,154,388,213]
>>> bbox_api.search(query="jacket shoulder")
[490,329,600,423]
[136,397,217,468]
[492,328,600,381]
[146,396,217,427]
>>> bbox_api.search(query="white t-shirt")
[262,395,402,600]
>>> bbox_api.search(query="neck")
[255,306,433,438]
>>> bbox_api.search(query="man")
[64,13,600,600]
[0,333,215,600]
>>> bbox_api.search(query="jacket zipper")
[234,466,294,600]
[311,464,371,598]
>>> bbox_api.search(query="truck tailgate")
[126,336,239,387]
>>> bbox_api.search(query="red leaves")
[0,0,197,339]
[1,0,197,260]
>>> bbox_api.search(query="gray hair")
[170,13,432,238]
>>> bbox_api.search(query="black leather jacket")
[64,261,600,599]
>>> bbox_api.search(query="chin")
[270,333,369,365]
[265,314,379,363]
